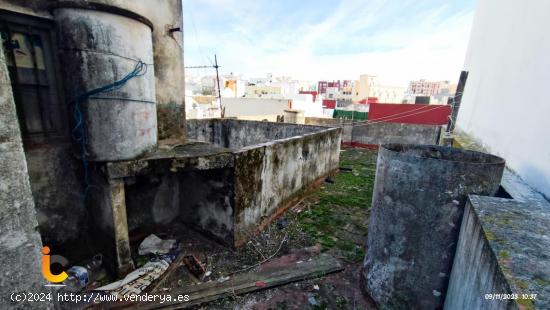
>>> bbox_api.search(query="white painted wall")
[290,94,326,118]
[456,0,550,198]
[223,98,290,119]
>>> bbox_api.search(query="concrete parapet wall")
[233,128,341,245]
[444,198,516,310]
[352,122,441,145]
[305,117,442,146]
[186,119,341,246]
[445,193,549,309]
[187,119,330,149]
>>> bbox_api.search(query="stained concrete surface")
[54,7,158,161]
[351,122,441,145]
[141,148,378,310]
[25,146,86,246]
[185,119,341,246]
[186,119,329,149]
[305,117,442,146]
[445,194,549,310]
[5,0,187,139]
[0,42,52,309]
[0,0,186,254]
[87,118,340,273]
[363,144,505,309]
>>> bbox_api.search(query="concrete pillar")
[0,40,52,308]
[362,144,505,309]
[108,179,134,275]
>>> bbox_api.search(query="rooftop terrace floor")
[92,147,378,309]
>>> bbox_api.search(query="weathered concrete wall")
[363,144,505,309]
[0,0,184,240]
[446,194,549,310]
[118,0,186,140]
[0,41,51,308]
[25,146,86,246]
[178,168,235,244]
[186,119,328,149]
[352,122,441,145]
[122,168,235,245]
[1,0,185,140]
[187,119,341,246]
[305,117,442,146]
[0,0,53,18]
[305,117,353,142]
[87,0,186,139]
[444,197,517,310]
[119,0,186,140]
[231,125,341,245]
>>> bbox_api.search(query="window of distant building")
[1,11,67,145]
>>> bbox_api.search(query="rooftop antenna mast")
[184,54,224,118]
[214,54,223,117]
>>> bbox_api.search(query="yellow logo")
[41,246,68,283]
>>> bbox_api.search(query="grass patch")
[298,148,378,262]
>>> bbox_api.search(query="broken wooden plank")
[106,254,343,310]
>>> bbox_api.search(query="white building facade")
[456,0,550,198]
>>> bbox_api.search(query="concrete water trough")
[362,143,505,309]
[185,119,341,246]
[89,119,341,273]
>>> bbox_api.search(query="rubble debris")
[308,296,318,306]
[217,276,230,283]
[138,234,176,255]
[276,217,288,229]
[183,254,206,278]
[95,252,177,297]
[63,254,104,291]
[146,251,187,293]
[113,253,343,309]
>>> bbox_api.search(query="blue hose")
[71,60,148,203]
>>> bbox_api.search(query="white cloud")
[184,1,475,85]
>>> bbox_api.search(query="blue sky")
[183,0,475,85]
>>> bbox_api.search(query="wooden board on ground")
[109,254,343,310]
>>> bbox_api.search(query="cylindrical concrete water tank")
[362,144,505,309]
[54,5,157,161]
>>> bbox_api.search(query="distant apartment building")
[200,76,217,95]
[352,74,376,102]
[405,79,457,105]
[249,73,273,85]
[271,77,311,98]
[370,84,407,104]
[245,85,282,98]
[318,80,352,95]
[351,74,405,103]
[408,79,457,96]
[222,79,246,98]
[222,98,290,121]
[408,79,441,96]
